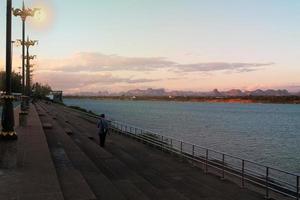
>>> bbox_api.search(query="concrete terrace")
[0,101,268,200]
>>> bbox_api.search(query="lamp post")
[12,1,39,111]
[25,54,37,98]
[17,37,38,100]
[1,0,16,140]
[16,37,37,109]
[29,64,34,87]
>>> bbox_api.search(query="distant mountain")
[211,89,223,97]
[122,88,167,96]
[69,88,296,97]
[224,89,245,97]
[244,89,290,96]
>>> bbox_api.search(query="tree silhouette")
[31,82,52,99]
[0,71,22,93]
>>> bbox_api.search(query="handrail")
[65,104,300,200]
[110,121,300,200]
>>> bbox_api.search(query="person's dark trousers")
[99,133,107,147]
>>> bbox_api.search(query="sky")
[1,0,300,93]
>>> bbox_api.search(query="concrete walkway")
[0,105,64,200]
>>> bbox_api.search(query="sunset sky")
[1,0,300,93]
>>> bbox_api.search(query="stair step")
[114,180,150,200]
[59,113,189,200]
[44,106,161,200]
[38,103,126,200]
[39,111,97,200]
[42,123,53,129]
[49,104,192,200]
[65,124,153,199]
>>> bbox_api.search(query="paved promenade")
[0,102,268,200]
[0,105,64,200]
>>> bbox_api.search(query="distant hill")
[68,88,296,97]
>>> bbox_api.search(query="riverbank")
[64,95,300,104]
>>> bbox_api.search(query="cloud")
[37,52,273,73]
[38,52,174,72]
[175,62,274,73]
[33,52,275,93]
[34,71,160,91]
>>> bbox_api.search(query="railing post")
[161,136,164,150]
[192,145,195,157]
[135,128,137,135]
[222,154,225,180]
[242,160,245,188]
[170,138,173,147]
[265,167,269,199]
[180,141,183,153]
[297,176,299,200]
[205,149,208,173]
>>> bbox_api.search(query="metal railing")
[109,120,300,200]
[64,104,300,200]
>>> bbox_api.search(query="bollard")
[0,140,18,169]
[19,111,28,127]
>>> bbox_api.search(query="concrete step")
[36,104,97,200]
[55,117,152,200]
[37,103,126,200]
[99,123,264,200]
[46,104,191,200]
[41,103,177,200]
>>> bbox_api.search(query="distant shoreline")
[63,96,300,104]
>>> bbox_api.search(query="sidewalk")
[0,104,64,200]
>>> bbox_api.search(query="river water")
[65,98,300,174]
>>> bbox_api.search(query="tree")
[0,71,22,93]
[31,82,52,99]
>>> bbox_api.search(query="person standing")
[97,114,109,147]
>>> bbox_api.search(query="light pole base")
[21,97,26,111]
[21,96,29,111]
[19,112,28,127]
[0,137,18,169]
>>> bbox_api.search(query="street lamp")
[16,37,37,109]
[29,66,34,88]
[12,1,39,111]
[1,0,17,139]
[25,54,37,97]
